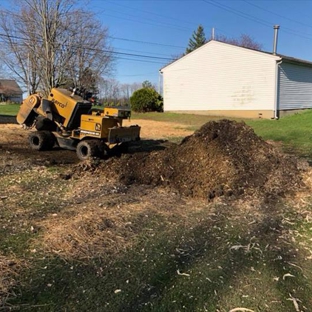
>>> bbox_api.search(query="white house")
[160,40,312,119]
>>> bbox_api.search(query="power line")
[0,32,175,64]
[201,0,272,28]
[107,50,172,61]
[105,0,195,26]
[114,47,174,57]
[103,1,233,46]
[101,8,191,32]
[243,0,312,30]
[107,35,184,49]
[116,57,166,65]
[202,0,312,42]
[101,12,190,32]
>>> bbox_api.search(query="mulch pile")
[106,119,304,201]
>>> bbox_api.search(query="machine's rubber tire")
[96,141,111,159]
[28,131,55,151]
[76,140,100,160]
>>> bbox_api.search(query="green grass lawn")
[246,112,312,159]
[0,103,20,116]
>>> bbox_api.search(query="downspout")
[274,59,282,119]
[273,25,281,119]
[159,70,163,96]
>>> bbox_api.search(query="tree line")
[185,24,262,54]
[98,79,157,106]
[0,0,112,96]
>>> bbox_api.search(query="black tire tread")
[28,131,55,151]
[76,140,101,160]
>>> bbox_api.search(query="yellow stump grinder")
[16,88,140,160]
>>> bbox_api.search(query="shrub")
[130,88,163,113]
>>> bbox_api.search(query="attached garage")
[278,60,312,113]
[160,40,312,119]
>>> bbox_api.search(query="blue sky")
[88,0,312,86]
[1,0,312,87]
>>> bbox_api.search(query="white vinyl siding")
[162,41,280,111]
[278,62,312,110]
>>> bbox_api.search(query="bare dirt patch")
[0,119,192,166]
[123,119,193,139]
[0,124,80,168]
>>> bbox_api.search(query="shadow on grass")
[6,200,312,311]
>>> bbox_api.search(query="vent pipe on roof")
[273,25,280,55]
[211,27,215,40]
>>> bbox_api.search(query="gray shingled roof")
[0,79,22,95]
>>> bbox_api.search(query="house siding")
[278,62,312,110]
[161,41,280,114]
[9,95,23,103]
[0,79,23,103]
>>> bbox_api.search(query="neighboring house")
[160,40,312,119]
[0,79,23,103]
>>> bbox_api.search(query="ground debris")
[0,255,25,306]
[106,120,304,201]
[229,308,255,312]
[287,294,300,312]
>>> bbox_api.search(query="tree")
[216,34,263,51]
[98,78,120,105]
[0,0,113,95]
[97,79,143,106]
[119,82,141,104]
[186,25,207,54]
[142,80,153,89]
[130,88,163,113]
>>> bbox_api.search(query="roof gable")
[160,40,312,72]
[0,80,22,95]
[160,40,283,72]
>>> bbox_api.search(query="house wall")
[278,62,312,110]
[161,41,280,118]
[9,95,23,103]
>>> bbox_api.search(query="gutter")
[274,59,283,119]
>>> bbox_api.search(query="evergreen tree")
[186,25,207,54]
[142,80,154,89]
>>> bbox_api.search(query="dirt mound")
[111,120,303,201]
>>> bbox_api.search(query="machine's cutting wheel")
[28,131,55,151]
[76,140,101,160]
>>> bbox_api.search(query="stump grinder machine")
[16,88,140,160]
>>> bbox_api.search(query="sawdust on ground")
[1,117,312,310]
[122,119,193,139]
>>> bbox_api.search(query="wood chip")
[229,308,255,312]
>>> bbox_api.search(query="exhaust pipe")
[273,25,280,55]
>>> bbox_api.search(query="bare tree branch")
[0,0,113,95]
[216,34,263,51]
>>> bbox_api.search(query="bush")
[130,88,163,113]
